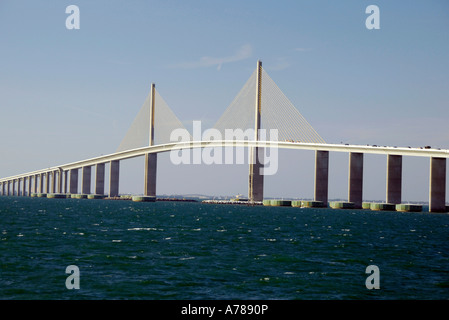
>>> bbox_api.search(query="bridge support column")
[34,174,38,194]
[7,181,11,196]
[95,163,105,195]
[109,160,120,197]
[314,150,329,204]
[386,155,402,204]
[144,154,157,197]
[13,180,16,196]
[45,173,50,193]
[51,172,56,194]
[28,176,32,196]
[82,166,91,195]
[249,148,264,202]
[22,178,27,196]
[57,170,63,193]
[69,169,78,194]
[248,60,264,202]
[429,157,446,213]
[348,152,363,209]
[64,171,68,194]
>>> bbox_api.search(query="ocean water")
[0,196,448,300]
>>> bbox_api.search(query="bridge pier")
[82,166,91,195]
[22,177,27,196]
[386,155,402,204]
[109,160,120,197]
[28,176,32,196]
[13,180,16,196]
[248,60,264,202]
[314,150,329,204]
[51,172,56,194]
[44,173,50,194]
[429,157,446,213]
[144,154,157,197]
[64,171,68,194]
[40,174,44,193]
[69,169,78,194]
[348,152,363,209]
[35,175,38,195]
[95,163,105,195]
[57,170,63,193]
[249,147,264,202]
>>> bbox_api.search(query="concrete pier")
[23,177,27,196]
[34,174,38,194]
[348,152,363,209]
[69,169,78,194]
[40,174,44,193]
[387,155,402,204]
[64,171,68,194]
[144,153,157,197]
[45,173,50,194]
[28,176,32,196]
[314,150,329,203]
[95,163,105,195]
[57,170,63,194]
[249,148,264,202]
[50,172,56,194]
[248,60,264,202]
[82,166,91,195]
[429,157,446,213]
[109,160,120,197]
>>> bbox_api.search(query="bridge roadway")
[0,141,448,212]
[0,141,448,180]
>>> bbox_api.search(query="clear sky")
[1,1,448,201]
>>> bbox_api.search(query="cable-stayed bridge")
[1,61,448,212]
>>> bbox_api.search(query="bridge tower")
[248,60,264,202]
[144,83,157,197]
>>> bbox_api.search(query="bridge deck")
[1,141,448,182]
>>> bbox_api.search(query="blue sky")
[1,1,448,201]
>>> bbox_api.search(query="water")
[1,196,448,300]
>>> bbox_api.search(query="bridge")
[1,61,447,212]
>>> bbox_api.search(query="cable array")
[117,65,325,152]
[213,67,325,143]
[261,69,325,143]
[116,89,189,152]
